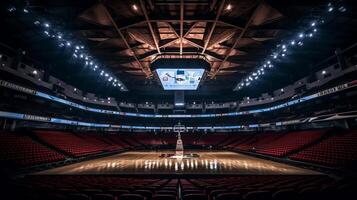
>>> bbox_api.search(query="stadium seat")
[214,192,241,200]
[183,194,208,200]
[244,191,271,200]
[92,194,115,200]
[134,190,153,200]
[120,194,146,200]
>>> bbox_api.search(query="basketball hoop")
[173,123,186,134]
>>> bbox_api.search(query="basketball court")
[36,150,321,175]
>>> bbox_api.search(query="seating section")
[289,131,357,167]
[131,134,163,146]
[76,133,121,152]
[233,133,283,151]
[35,131,119,157]
[256,130,325,157]
[107,135,134,149]
[12,175,355,200]
[195,134,230,146]
[1,129,357,169]
[183,176,355,200]
[0,132,65,166]
[16,176,178,200]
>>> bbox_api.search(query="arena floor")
[36,150,321,175]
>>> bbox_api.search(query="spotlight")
[313,28,317,32]
[226,4,232,11]
[311,22,316,26]
[322,70,327,75]
[66,42,71,46]
[132,4,138,11]
[44,23,50,28]
[23,9,29,13]
[8,7,16,12]
[299,33,304,38]
[32,70,38,75]
[339,6,346,12]
[291,40,296,45]
[328,7,334,12]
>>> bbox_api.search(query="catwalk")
[36,150,321,175]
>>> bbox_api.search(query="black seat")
[135,190,153,200]
[245,191,271,200]
[120,194,146,200]
[92,194,115,200]
[273,189,298,200]
[68,194,90,200]
[153,194,176,200]
[107,189,130,198]
[215,192,241,200]
[183,194,208,200]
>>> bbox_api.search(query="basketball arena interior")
[0,0,357,199]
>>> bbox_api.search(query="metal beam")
[183,22,199,38]
[201,0,226,54]
[139,0,161,54]
[101,2,152,77]
[211,2,263,78]
[160,38,180,48]
[166,22,180,38]
[210,0,218,11]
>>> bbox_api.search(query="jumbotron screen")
[156,68,205,90]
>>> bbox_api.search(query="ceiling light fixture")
[8,5,127,91]
[132,4,138,11]
[234,1,346,91]
[226,4,232,11]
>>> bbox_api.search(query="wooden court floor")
[36,150,321,175]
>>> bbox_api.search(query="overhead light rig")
[7,5,127,91]
[234,1,347,91]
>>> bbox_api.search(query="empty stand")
[35,131,119,157]
[0,132,65,166]
[290,131,357,167]
[256,130,325,157]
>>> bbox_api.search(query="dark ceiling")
[1,0,356,102]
